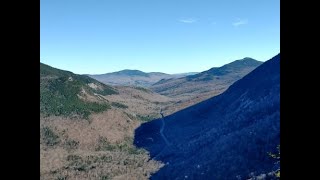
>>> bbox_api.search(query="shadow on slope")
[134,54,280,180]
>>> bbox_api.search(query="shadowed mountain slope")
[134,54,280,180]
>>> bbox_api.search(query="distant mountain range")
[151,57,263,98]
[87,58,262,116]
[134,54,280,179]
[40,54,279,180]
[151,58,263,114]
[87,70,198,87]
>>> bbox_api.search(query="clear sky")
[40,0,279,74]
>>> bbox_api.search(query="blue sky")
[40,0,279,74]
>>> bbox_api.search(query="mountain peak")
[113,69,149,77]
[226,57,262,67]
[119,69,143,72]
[241,57,255,61]
[186,58,263,80]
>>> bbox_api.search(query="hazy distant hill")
[88,70,198,87]
[135,54,280,180]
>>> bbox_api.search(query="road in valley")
[160,109,171,146]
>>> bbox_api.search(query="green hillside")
[40,63,118,118]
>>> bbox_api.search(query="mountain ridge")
[149,58,263,114]
[40,62,119,118]
[88,69,198,87]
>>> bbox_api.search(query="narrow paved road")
[160,109,171,146]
